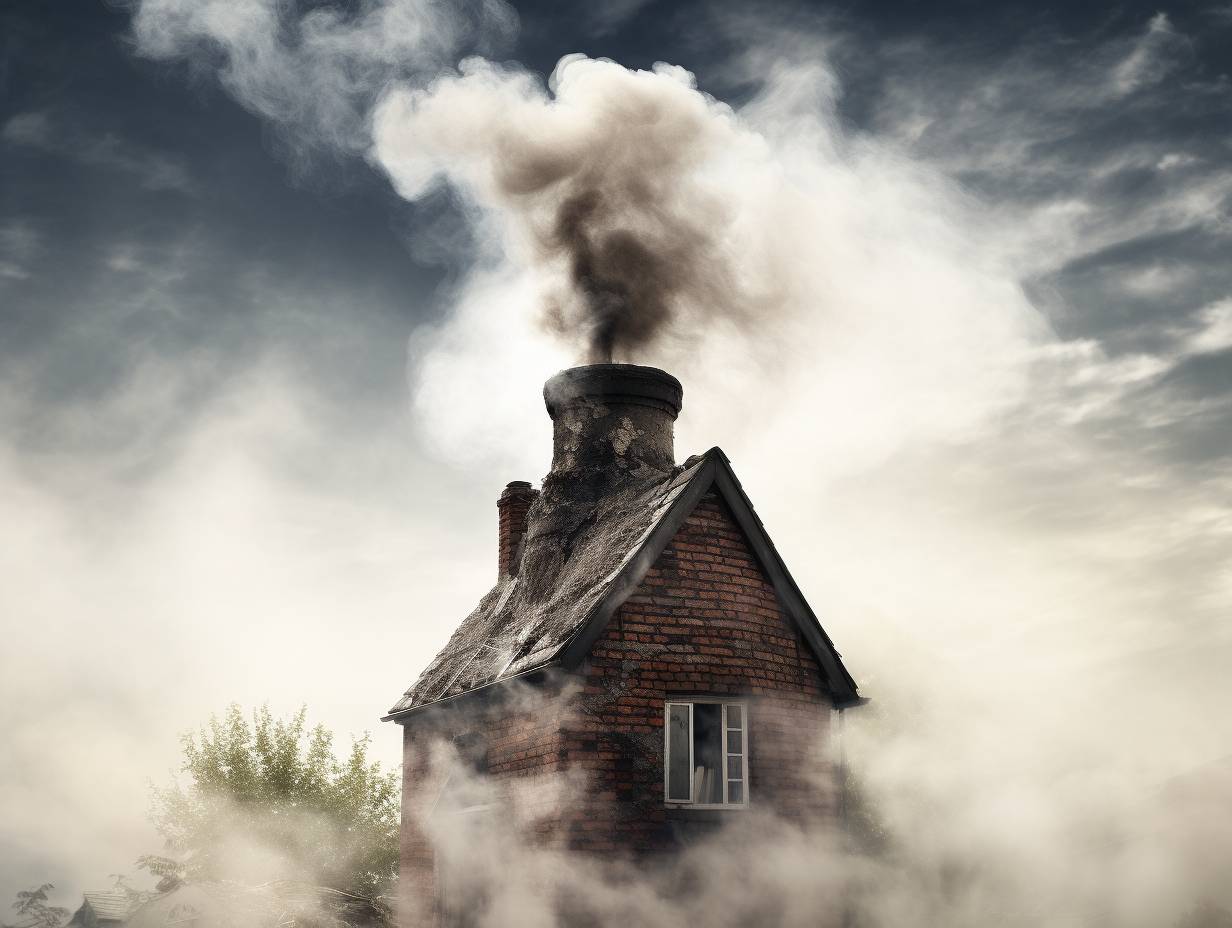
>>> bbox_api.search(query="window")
[664,699,748,807]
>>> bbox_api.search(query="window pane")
[667,705,691,801]
[693,703,723,804]
[727,730,742,754]
[727,754,742,779]
[726,704,742,729]
[728,781,744,804]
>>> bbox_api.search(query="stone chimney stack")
[497,481,539,578]
[542,364,683,479]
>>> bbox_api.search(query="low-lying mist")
[404,709,1232,927]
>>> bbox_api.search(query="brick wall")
[560,491,835,854]
[397,695,564,925]
[398,490,836,922]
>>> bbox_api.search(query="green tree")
[4,885,68,928]
[144,706,399,905]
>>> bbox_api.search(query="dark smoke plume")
[546,189,717,362]
[373,56,750,362]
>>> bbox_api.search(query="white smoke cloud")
[0,341,490,908]
[376,56,762,362]
[372,53,1045,477]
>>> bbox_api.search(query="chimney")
[543,364,683,477]
[497,480,539,578]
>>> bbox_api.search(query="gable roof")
[70,892,141,925]
[384,447,861,720]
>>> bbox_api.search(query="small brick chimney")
[543,364,683,478]
[497,480,539,578]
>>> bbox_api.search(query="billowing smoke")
[373,57,753,361]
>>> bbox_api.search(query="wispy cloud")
[799,11,1232,435]
[582,0,657,36]
[128,0,517,163]
[1185,298,1232,355]
[1109,12,1187,98]
[1206,3,1232,26]
[2,110,195,193]
[0,219,42,282]
[1,111,53,146]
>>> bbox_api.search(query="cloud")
[583,0,658,36]
[1,111,54,146]
[846,11,1220,235]
[374,55,808,362]
[80,134,195,193]
[787,8,1232,440]
[0,344,486,906]
[1119,262,1194,296]
[1185,298,1232,355]
[2,110,195,193]
[127,0,517,160]
[377,53,1045,476]
[1109,13,1187,97]
[105,245,146,274]
[1156,151,1199,171]
[0,219,41,282]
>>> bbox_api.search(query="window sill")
[664,803,749,811]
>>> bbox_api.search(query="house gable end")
[605,489,830,690]
[710,453,860,705]
[559,448,860,706]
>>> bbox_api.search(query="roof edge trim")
[709,454,860,705]
[381,663,558,723]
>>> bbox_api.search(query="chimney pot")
[497,481,539,578]
[543,364,683,478]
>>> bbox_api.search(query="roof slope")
[385,448,860,719]
[72,893,140,924]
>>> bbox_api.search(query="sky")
[2,0,1231,921]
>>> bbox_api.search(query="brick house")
[383,364,863,924]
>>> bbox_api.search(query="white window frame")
[663,698,749,809]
